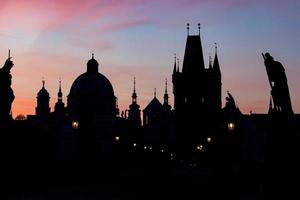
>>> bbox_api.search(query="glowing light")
[149,146,152,150]
[72,121,79,129]
[144,146,147,150]
[228,122,235,131]
[133,143,137,147]
[115,136,120,142]
[207,137,212,143]
[161,149,164,153]
[196,144,203,151]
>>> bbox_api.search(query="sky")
[0,0,299,117]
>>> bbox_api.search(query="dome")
[67,56,116,116]
[69,72,114,98]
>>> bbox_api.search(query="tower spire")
[198,23,201,35]
[154,88,156,98]
[173,53,177,74]
[177,58,180,72]
[58,77,62,102]
[92,51,94,59]
[213,42,220,74]
[42,79,45,88]
[165,78,168,94]
[164,78,169,105]
[187,23,190,36]
[132,77,137,103]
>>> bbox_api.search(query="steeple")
[213,42,221,74]
[58,77,62,102]
[128,77,141,126]
[164,78,169,105]
[182,23,205,74]
[132,77,137,103]
[54,78,65,115]
[173,53,177,74]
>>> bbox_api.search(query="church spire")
[177,58,180,72]
[173,53,177,74]
[164,78,169,104]
[213,42,220,74]
[57,77,62,102]
[132,77,137,103]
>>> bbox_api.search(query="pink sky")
[0,0,299,117]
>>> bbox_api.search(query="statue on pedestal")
[0,50,15,123]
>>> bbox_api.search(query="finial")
[198,23,201,35]
[187,23,190,36]
[165,78,168,93]
[92,51,94,59]
[174,53,177,63]
[154,88,156,98]
[214,42,217,54]
[59,76,62,90]
[177,58,180,72]
[8,49,11,59]
[42,79,45,88]
[133,77,136,93]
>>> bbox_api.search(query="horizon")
[0,0,299,117]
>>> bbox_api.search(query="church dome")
[67,55,116,116]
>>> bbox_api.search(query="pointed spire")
[154,88,156,98]
[59,77,62,92]
[164,78,169,105]
[177,58,180,72]
[92,51,94,59]
[133,77,136,93]
[187,23,190,36]
[42,79,45,88]
[198,23,201,35]
[132,77,137,103]
[165,78,168,94]
[57,77,63,101]
[173,53,177,74]
[213,42,220,74]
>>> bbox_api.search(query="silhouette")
[172,24,222,158]
[262,52,293,114]
[0,50,15,124]
[1,24,300,200]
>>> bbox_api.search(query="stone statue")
[262,52,293,114]
[0,52,15,123]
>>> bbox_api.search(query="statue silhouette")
[0,54,15,123]
[262,52,293,114]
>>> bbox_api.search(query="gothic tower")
[36,80,50,116]
[172,24,222,156]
